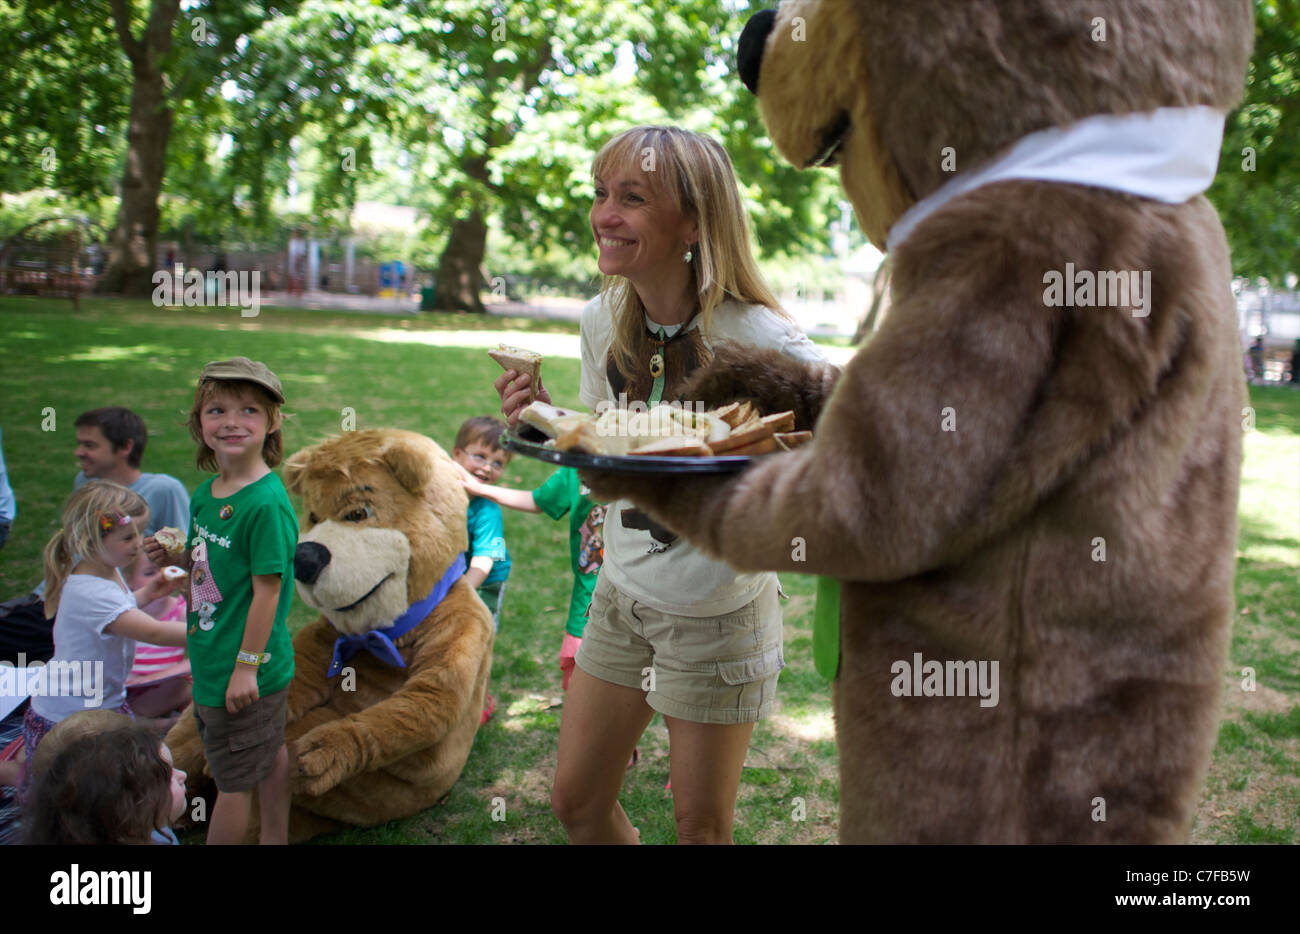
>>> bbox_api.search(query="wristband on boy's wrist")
[236,650,265,667]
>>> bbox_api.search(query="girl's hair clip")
[99,513,132,533]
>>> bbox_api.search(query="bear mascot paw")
[167,429,494,842]
[583,0,1254,843]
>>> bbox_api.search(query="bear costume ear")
[282,445,316,496]
[381,437,435,496]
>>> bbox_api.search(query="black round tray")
[502,426,758,474]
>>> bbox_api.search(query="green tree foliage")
[1208,0,1300,282]
[5,0,1293,295]
[0,1,130,202]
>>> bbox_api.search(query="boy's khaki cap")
[201,357,285,403]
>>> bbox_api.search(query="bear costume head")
[738,0,1253,248]
[167,429,493,842]
[583,1,1254,842]
[285,428,469,635]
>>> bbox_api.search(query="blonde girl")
[20,481,187,797]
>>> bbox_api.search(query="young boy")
[456,465,604,692]
[452,417,513,632]
[145,357,297,845]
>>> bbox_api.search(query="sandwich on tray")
[515,399,811,458]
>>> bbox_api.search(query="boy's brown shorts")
[193,686,288,793]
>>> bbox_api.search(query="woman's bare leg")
[551,666,655,844]
[663,715,755,845]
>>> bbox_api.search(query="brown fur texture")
[677,341,840,431]
[166,429,493,842]
[583,0,1251,842]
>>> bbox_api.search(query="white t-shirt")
[31,570,137,722]
[579,294,828,616]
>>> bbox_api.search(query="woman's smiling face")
[590,162,697,286]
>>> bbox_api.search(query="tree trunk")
[433,209,488,313]
[97,0,179,298]
[433,153,493,313]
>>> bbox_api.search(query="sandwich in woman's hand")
[488,344,543,401]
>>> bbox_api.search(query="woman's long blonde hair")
[43,481,149,618]
[592,126,787,377]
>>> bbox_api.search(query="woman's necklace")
[646,308,698,404]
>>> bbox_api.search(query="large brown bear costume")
[583,1,1253,842]
[168,429,494,842]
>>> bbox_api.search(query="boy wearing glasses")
[452,417,513,632]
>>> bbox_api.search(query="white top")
[886,106,1227,253]
[31,570,137,721]
[580,294,828,616]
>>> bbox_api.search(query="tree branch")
[108,0,144,64]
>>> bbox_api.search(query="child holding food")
[123,549,193,731]
[21,481,189,799]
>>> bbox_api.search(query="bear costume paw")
[678,340,840,430]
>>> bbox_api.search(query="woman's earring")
[683,246,694,263]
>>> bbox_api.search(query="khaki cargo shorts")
[574,574,784,724]
[193,686,288,793]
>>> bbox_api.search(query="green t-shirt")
[531,467,605,637]
[186,472,297,707]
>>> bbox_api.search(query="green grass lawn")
[2,295,1295,844]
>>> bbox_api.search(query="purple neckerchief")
[327,553,466,678]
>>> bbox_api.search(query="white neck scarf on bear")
[885,106,1227,253]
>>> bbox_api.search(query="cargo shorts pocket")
[716,645,785,686]
[229,717,276,753]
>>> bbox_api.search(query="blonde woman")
[497,126,830,844]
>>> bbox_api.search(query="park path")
[262,290,586,322]
[264,290,858,365]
